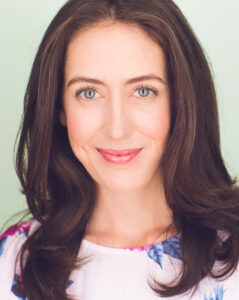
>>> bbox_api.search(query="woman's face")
[61,22,171,192]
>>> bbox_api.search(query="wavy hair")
[14,0,239,299]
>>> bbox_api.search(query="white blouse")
[0,219,238,299]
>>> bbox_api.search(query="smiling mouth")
[96,148,143,156]
[96,148,143,164]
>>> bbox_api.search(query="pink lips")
[96,148,142,164]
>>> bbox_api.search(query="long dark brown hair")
[14,0,239,299]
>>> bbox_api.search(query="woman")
[0,0,239,299]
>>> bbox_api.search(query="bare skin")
[61,21,177,248]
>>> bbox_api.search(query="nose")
[104,95,131,140]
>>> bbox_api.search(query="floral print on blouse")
[0,219,237,300]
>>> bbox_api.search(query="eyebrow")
[66,74,166,88]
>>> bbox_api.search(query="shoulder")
[203,265,239,300]
[201,230,239,299]
[0,219,41,297]
[0,219,40,256]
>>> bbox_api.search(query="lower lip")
[97,149,142,164]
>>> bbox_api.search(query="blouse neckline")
[81,233,181,255]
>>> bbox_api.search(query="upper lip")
[96,148,142,156]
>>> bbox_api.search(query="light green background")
[0,1,238,229]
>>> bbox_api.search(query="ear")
[59,110,67,126]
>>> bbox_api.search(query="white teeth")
[106,154,132,161]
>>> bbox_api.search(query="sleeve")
[0,220,34,299]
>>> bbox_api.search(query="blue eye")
[75,87,98,99]
[134,84,159,101]
[136,86,157,98]
[75,84,159,101]
[138,87,150,97]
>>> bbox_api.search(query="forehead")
[64,22,167,84]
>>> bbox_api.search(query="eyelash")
[74,84,159,102]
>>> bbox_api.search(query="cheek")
[137,103,170,143]
[65,110,98,149]
[153,110,170,141]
